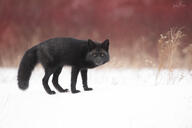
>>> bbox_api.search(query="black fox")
[17,37,110,94]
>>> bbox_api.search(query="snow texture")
[0,67,192,128]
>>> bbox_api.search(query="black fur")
[17,37,110,94]
[18,46,38,90]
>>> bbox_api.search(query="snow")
[0,67,192,128]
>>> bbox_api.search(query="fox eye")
[92,53,97,57]
[100,53,105,57]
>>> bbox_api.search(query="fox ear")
[102,39,109,51]
[88,39,96,50]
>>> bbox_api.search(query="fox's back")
[40,37,87,50]
[37,37,88,66]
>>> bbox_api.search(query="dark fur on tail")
[17,46,38,90]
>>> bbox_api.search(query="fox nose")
[95,58,103,66]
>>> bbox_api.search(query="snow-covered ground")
[0,67,192,128]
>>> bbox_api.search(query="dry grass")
[157,27,185,78]
[158,27,185,71]
[182,43,192,69]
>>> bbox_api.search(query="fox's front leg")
[81,69,93,91]
[71,66,80,93]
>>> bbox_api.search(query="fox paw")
[60,89,69,93]
[71,90,80,94]
[47,90,56,95]
[84,87,93,91]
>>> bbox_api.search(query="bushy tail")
[17,46,38,90]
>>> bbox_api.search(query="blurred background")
[0,0,192,68]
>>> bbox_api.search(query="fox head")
[86,39,110,66]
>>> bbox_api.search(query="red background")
[0,0,192,66]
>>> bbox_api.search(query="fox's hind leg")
[43,68,55,95]
[52,67,68,93]
[81,69,93,91]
